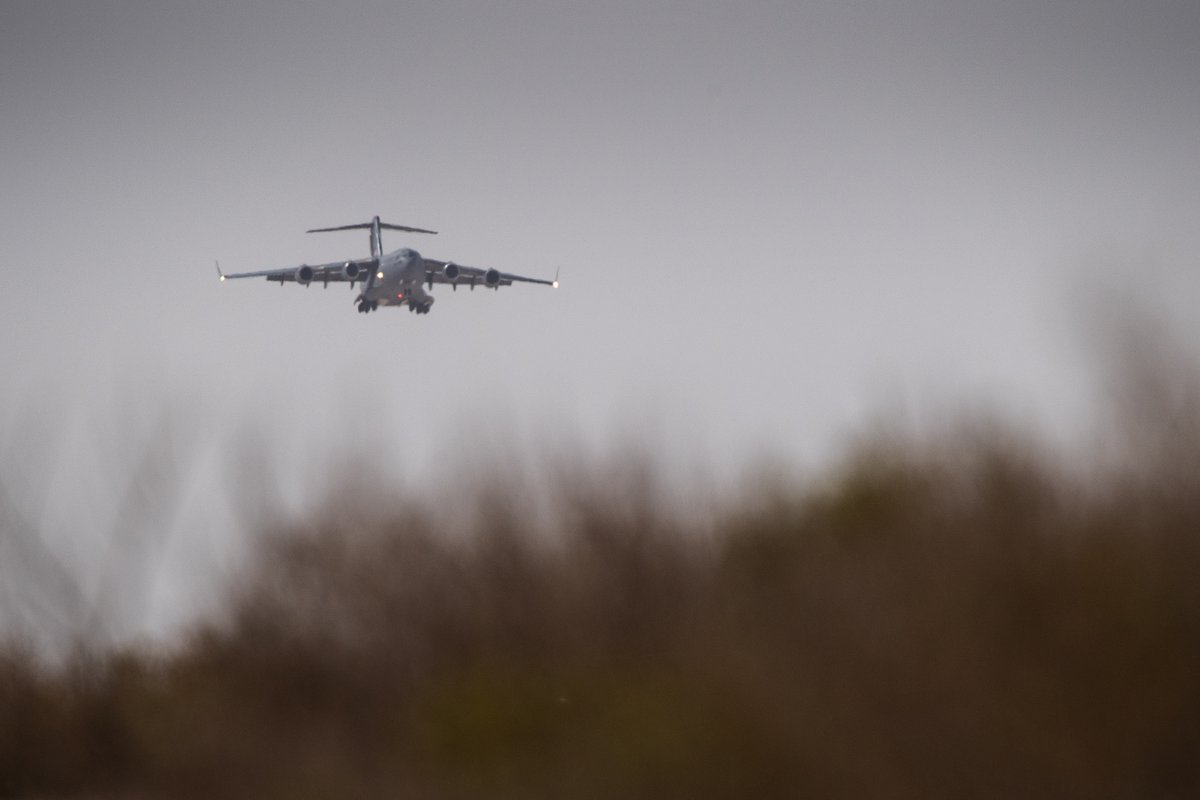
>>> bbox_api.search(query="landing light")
[377,271,385,280]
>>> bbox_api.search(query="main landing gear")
[355,298,432,315]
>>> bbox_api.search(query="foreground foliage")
[3,418,1199,799]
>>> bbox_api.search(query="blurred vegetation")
[2,326,1199,798]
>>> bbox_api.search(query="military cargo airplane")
[216,216,558,314]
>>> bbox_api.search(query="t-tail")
[307,215,437,260]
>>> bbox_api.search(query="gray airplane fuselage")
[363,248,430,308]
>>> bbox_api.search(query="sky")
[2,0,1199,642]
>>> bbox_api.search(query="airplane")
[216,216,558,315]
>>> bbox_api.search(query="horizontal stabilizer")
[307,222,437,235]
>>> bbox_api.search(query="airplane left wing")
[216,257,377,285]
[422,258,559,289]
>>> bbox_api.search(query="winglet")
[552,266,560,289]
[215,260,226,282]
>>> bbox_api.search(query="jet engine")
[443,262,460,281]
[341,261,360,280]
[484,268,501,287]
[295,265,314,285]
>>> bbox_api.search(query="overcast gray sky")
[2,1,1199,640]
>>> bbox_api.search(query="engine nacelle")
[484,268,501,287]
[341,261,360,280]
[443,262,460,281]
[295,265,314,284]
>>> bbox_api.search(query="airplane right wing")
[216,257,377,286]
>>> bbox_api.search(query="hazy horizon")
[2,0,1199,641]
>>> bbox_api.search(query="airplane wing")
[216,257,377,284]
[422,258,558,289]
